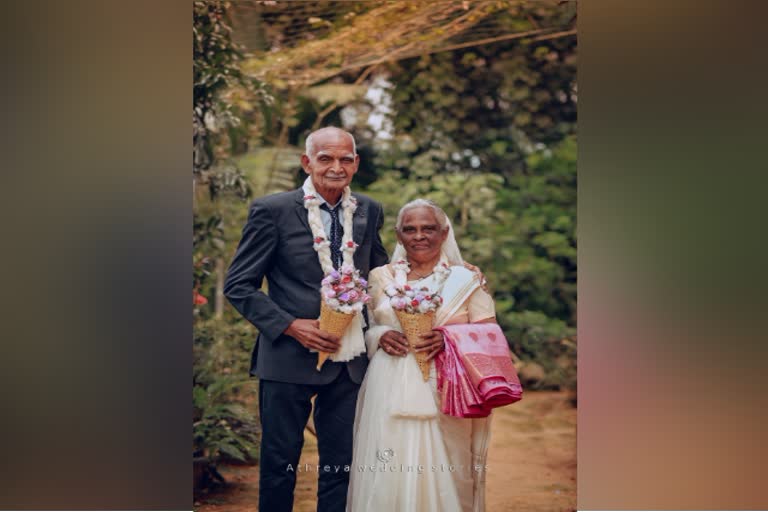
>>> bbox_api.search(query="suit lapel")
[293,189,312,235]
[352,195,367,245]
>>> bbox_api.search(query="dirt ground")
[195,390,576,511]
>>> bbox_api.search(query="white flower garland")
[301,176,367,364]
[391,254,452,296]
[302,176,358,274]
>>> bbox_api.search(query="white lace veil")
[390,204,464,266]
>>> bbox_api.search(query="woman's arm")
[467,286,496,324]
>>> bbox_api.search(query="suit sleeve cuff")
[260,311,296,342]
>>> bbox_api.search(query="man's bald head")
[305,127,357,158]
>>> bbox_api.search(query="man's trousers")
[258,369,360,512]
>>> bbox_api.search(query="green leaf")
[218,442,246,462]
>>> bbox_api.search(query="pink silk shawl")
[434,323,523,418]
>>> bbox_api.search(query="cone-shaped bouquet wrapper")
[317,300,355,370]
[395,310,435,381]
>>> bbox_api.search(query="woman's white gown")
[347,265,495,512]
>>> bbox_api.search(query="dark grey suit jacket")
[224,187,389,385]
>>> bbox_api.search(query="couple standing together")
[224,127,497,512]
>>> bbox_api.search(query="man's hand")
[414,329,445,361]
[380,330,409,357]
[462,261,489,293]
[284,319,340,353]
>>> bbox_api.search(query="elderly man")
[224,127,389,512]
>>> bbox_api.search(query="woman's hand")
[380,330,409,357]
[414,329,445,361]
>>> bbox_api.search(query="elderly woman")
[347,199,496,512]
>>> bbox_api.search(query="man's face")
[301,132,359,201]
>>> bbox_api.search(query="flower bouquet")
[385,279,444,381]
[317,263,370,370]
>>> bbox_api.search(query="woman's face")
[396,206,448,263]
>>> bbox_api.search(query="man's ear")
[349,154,361,175]
[301,154,311,174]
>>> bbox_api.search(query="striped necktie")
[320,203,343,269]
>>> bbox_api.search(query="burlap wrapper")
[395,310,435,381]
[316,300,355,370]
